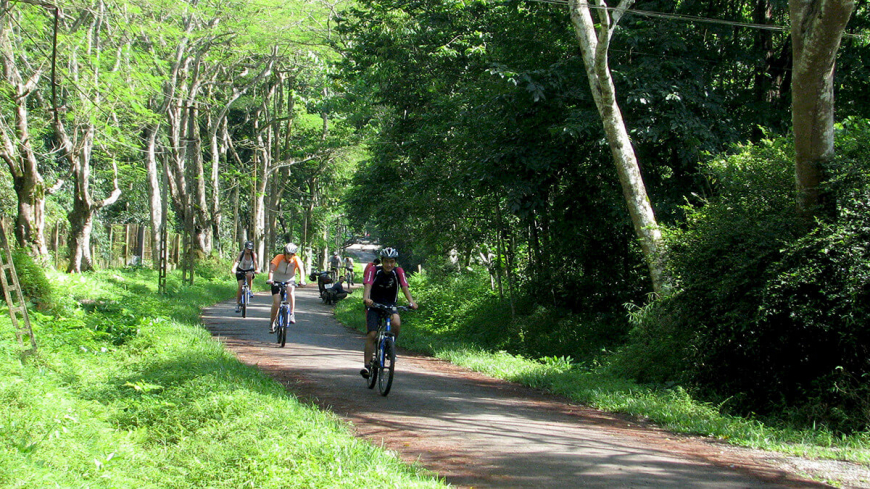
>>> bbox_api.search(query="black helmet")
[244,241,254,250]
[379,247,398,258]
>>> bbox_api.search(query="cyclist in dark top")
[231,241,259,313]
[360,247,417,379]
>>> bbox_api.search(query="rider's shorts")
[271,282,295,295]
[236,269,254,281]
[366,303,396,333]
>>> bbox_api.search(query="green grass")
[335,270,870,465]
[0,266,446,488]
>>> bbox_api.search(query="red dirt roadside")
[201,286,868,488]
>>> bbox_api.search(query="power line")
[526,0,867,40]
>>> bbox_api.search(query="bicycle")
[345,266,355,287]
[269,280,295,348]
[366,303,410,396]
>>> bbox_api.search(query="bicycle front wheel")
[378,336,395,396]
[241,288,248,318]
[276,311,287,347]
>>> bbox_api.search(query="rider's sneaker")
[360,366,370,379]
[235,304,241,313]
[269,321,276,334]
[289,313,296,324]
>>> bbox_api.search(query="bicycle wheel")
[241,287,248,318]
[278,310,287,348]
[275,311,285,347]
[378,336,395,396]
[277,323,286,347]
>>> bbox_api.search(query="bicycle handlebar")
[267,280,299,288]
[370,302,412,313]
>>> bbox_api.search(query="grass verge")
[0,266,445,488]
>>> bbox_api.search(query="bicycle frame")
[368,303,408,396]
[240,281,249,316]
[274,281,294,347]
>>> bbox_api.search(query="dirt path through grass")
[201,285,834,488]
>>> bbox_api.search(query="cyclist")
[266,243,306,332]
[362,257,380,277]
[329,252,342,280]
[360,247,417,379]
[344,255,355,286]
[231,241,259,313]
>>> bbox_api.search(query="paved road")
[201,286,825,488]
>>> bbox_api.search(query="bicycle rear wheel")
[378,336,395,396]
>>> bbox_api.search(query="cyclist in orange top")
[266,243,306,332]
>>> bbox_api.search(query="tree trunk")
[12,179,50,256]
[188,102,209,253]
[789,0,854,219]
[568,0,669,295]
[145,125,163,268]
[252,109,269,269]
[210,117,222,254]
[67,205,95,273]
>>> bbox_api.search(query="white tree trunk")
[145,125,163,267]
[568,0,668,294]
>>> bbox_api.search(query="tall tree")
[55,0,123,273]
[567,0,668,294]
[0,1,64,256]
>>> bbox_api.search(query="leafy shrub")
[405,267,626,365]
[751,120,870,431]
[619,119,870,432]
[192,252,228,281]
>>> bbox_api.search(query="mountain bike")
[366,303,410,396]
[270,280,295,348]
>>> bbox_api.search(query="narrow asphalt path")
[201,285,826,488]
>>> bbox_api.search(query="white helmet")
[379,247,398,258]
[284,243,298,255]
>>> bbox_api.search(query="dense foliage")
[618,120,870,432]
[336,0,869,309]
